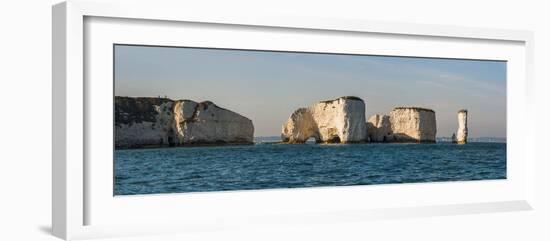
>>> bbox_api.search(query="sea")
[114,137,506,195]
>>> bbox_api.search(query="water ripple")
[115,142,506,195]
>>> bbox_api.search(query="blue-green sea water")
[114,141,506,195]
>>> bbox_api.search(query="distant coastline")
[254,136,506,144]
[437,137,506,143]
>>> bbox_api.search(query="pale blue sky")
[114,45,506,138]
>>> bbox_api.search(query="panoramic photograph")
[113,44,507,196]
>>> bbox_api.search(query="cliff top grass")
[115,96,173,125]
[115,96,172,103]
[114,96,250,123]
[319,96,364,103]
[393,106,435,113]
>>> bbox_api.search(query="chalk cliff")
[455,109,468,144]
[388,107,437,142]
[115,97,254,148]
[281,96,367,143]
[367,107,437,143]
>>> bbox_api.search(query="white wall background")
[0,0,548,240]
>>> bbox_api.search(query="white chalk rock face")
[366,114,392,142]
[456,109,468,144]
[175,101,254,144]
[281,108,318,143]
[173,100,199,144]
[387,107,437,142]
[115,97,253,148]
[281,96,367,143]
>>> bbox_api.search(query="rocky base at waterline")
[281,96,437,144]
[115,96,254,149]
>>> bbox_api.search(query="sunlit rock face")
[115,97,254,148]
[281,96,368,143]
[387,107,437,142]
[367,107,437,143]
[173,100,254,145]
[455,109,468,144]
[280,108,318,143]
[281,98,437,144]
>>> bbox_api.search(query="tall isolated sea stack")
[455,109,468,144]
[281,96,368,143]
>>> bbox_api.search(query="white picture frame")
[52,0,535,240]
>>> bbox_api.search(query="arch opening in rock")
[305,137,317,144]
[326,135,341,144]
[168,136,175,147]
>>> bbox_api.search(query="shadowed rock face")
[366,114,392,142]
[115,97,254,149]
[115,97,173,125]
[367,107,437,143]
[281,96,367,143]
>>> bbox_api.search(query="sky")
[114,45,507,138]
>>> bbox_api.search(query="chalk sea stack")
[387,107,437,142]
[281,96,368,143]
[454,109,468,144]
[367,107,437,143]
[115,97,254,148]
[281,97,437,144]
